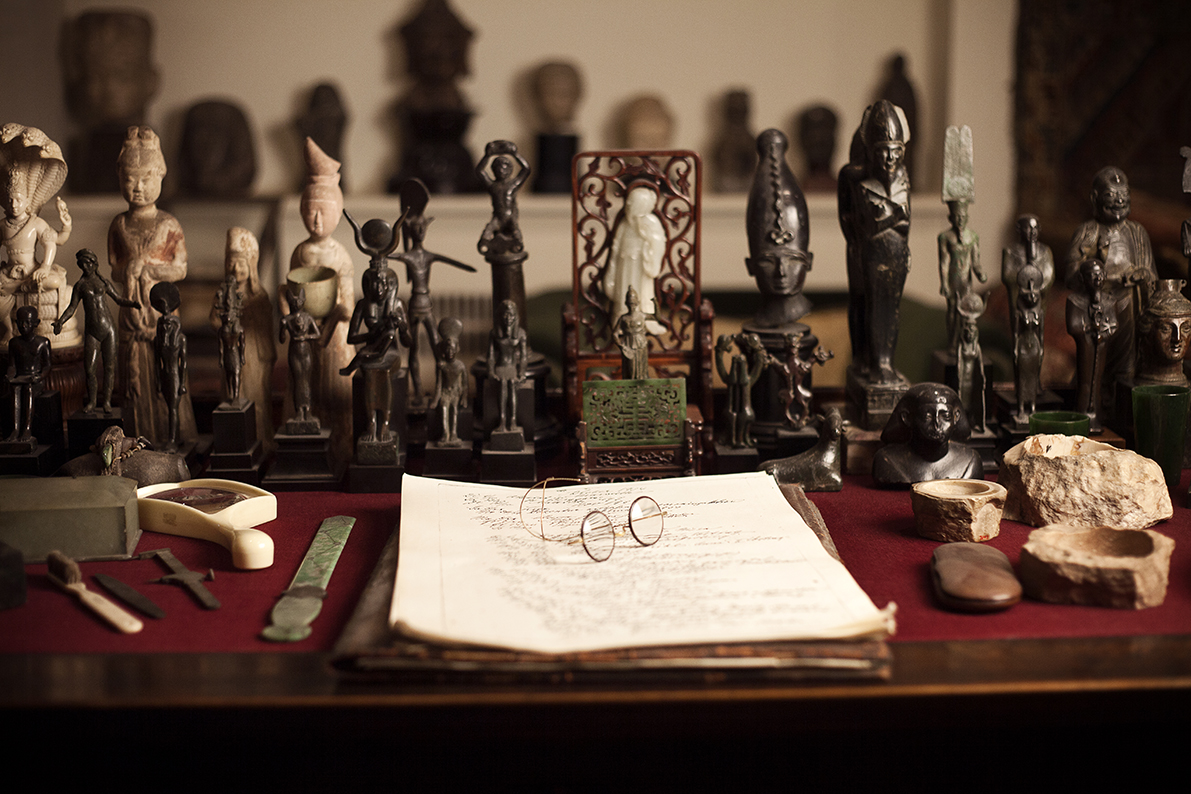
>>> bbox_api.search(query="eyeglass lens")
[579,510,616,562]
[628,496,664,546]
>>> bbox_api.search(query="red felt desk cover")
[2,474,1190,654]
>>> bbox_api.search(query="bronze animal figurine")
[757,407,844,492]
[55,425,188,486]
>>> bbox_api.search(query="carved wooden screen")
[562,151,714,440]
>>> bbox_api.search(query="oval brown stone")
[931,542,1022,613]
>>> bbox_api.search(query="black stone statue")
[53,248,140,415]
[5,306,51,445]
[872,383,982,486]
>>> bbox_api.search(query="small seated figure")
[1013,264,1045,418]
[54,248,140,414]
[5,306,51,446]
[614,286,661,380]
[1135,279,1191,386]
[340,267,411,379]
[1066,258,1118,424]
[278,285,323,430]
[872,383,983,486]
[212,272,245,407]
[342,267,411,446]
[488,299,528,436]
[773,329,833,430]
[716,332,767,448]
[476,140,530,258]
[150,282,187,453]
[429,317,469,446]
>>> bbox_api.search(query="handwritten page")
[391,472,895,655]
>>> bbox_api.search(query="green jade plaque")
[261,515,355,642]
[582,378,686,447]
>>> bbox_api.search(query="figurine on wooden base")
[150,282,186,453]
[213,272,244,407]
[872,383,983,487]
[109,126,195,447]
[389,178,476,408]
[1012,264,1046,420]
[208,271,264,485]
[4,306,50,448]
[530,61,582,194]
[54,248,139,415]
[1066,258,1118,430]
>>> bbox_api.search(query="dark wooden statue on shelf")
[54,249,139,415]
[1065,166,1156,394]
[429,317,468,446]
[1012,264,1046,419]
[711,90,756,193]
[278,285,323,431]
[5,306,50,447]
[149,282,186,453]
[1066,258,1118,428]
[389,178,476,408]
[213,272,245,407]
[745,129,813,330]
[178,100,256,199]
[1136,280,1191,387]
[716,333,767,449]
[295,83,348,191]
[530,61,582,194]
[798,105,838,193]
[872,383,983,487]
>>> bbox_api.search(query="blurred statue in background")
[530,61,582,194]
[712,89,756,193]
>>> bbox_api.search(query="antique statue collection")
[5,21,1190,495]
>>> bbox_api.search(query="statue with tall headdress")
[108,125,195,446]
[0,125,76,347]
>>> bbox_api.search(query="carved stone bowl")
[286,266,339,319]
[910,479,1007,542]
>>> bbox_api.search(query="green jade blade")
[261,516,355,642]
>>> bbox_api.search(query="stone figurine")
[5,306,51,446]
[614,287,660,380]
[149,282,187,453]
[475,141,533,339]
[798,105,838,193]
[278,285,323,430]
[1002,214,1055,342]
[716,332,767,448]
[212,272,245,407]
[620,95,675,150]
[429,317,468,445]
[955,293,986,432]
[109,126,195,446]
[288,138,354,458]
[712,90,756,193]
[1013,264,1046,418]
[745,129,813,329]
[295,83,348,191]
[530,61,582,194]
[211,228,274,439]
[60,11,159,194]
[1065,166,1156,393]
[389,0,480,194]
[758,407,844,492]
[1066,258,1119,426]
[1136,280,1191,387]
[1,125,76,347]
[773,329,833,430]
[178,100,256,199]
[488,299,528,435]
[389,178,476,408]
[54,249,139,414]
[872,383,983,486]
[342,266,411,447]
[839,129,867,372]
[603,182,666,333]
[843,100,912,384]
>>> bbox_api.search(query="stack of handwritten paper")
[386,472,894,669]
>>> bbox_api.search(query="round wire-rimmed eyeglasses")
[518,477,666,562]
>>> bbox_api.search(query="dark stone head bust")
[873,383,983,486]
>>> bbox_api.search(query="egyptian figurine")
[1002,214,1054,345]
[1066,258,1119,427]
[150,282,187,453]
[872,383,983,486]
[429,317,469,446]
[1012,264,1046,418]
[954,293,986,433]
[716,333,767,448]
[488,299,529,436]
[614,286,660,380]
[278,285,323,429]
[342,266,411,446]
[745,129,813,329]
[773,329,833,430]
[5,306,51,446]
[212,272,245,407]
[938,126,983,349]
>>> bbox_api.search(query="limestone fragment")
[998,434,1172,528]
[911,479,1006,542]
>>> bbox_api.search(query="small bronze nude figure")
[872,383,983,486]
[716,332,768,448]
[1012,264,1045,418]
[476,140,530,258]
[488,299,528,435]
[429,317,469,446]
[342,267,411,446]
[150,282,187,452]
[1066,258,1119,426]
[212,271,245,406]
[6,306,51,445]
[614,286,660,380]
[388,178,476,407]
[278,284,323,429]
[53,248,140,414]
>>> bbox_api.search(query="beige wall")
[11,0,1016,304]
